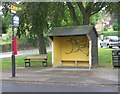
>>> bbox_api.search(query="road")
[0,47,52,59]
[2,81,119,92]
[0,40,115,59]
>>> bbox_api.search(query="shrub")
[112,22,120,31]
[102,31,118,36]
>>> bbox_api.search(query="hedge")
[1,43,37,52]
[102,31,119,36]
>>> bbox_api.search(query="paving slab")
[2,67,119,86]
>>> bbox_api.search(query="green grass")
[1,48,113,70]
[98,48,113,67]
[1,52,52,71]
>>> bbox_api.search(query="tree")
[2,2,109,54]
[66,2,106,25]
[112,22,120,31]
[17,3,48,54]
[105,2,120,32]
[106,2,120,17]
[2,22,7,34]
[2,2,11,33]
[17,2,67,54]
[17,2,108,54]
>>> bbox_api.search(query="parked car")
[100,36,120,48]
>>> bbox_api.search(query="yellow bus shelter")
[48,25,98,69]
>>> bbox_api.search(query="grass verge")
[98,48,113,67]
[1,48,114,70]
[1,52,52,71]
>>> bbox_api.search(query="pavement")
[2,67,119,86]
[1,45,119,86]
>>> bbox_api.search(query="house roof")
[48,25,98,37]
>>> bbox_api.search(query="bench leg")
[42,62,47,67]
[45,62,47,67]
[29,62,31,66]
[25,62,30,67]
[25,63,27,67]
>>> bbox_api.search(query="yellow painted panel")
[62,61,75,67]
[61,36,89,61]
[53,37,62,66]
[77,61,89,67]
[53,36,89,67]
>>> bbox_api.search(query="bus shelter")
[48,25,98,69]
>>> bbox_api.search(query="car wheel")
[118,46,120,48]
[107,44,112,48]
[109,46,112,48]
[100,43,103,48]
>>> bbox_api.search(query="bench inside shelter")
[60,60,90,68]
[24,56,48,67]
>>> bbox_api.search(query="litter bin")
[112,49,120,67]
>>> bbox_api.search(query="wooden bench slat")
[26,56,48,59]
[61,60,89,62]
[61,60,89,68]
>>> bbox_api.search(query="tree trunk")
[37,33,47,54]
[83,14,90,25]
[66,2,80,25]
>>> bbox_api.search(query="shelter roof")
[48,25,98,37]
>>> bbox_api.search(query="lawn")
[1,52,52,71]
[1,48,114,70]
[98,48,113,67]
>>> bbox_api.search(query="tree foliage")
[112,22,120,31]
[2,2,11,33]
[3,2,117,54]
[18,3,49,54]
[105,2,120,31]
[17,2,68,54]
[66,2,106,25]
[106,2,120,15]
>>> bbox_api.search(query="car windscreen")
[110,38,119,42]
